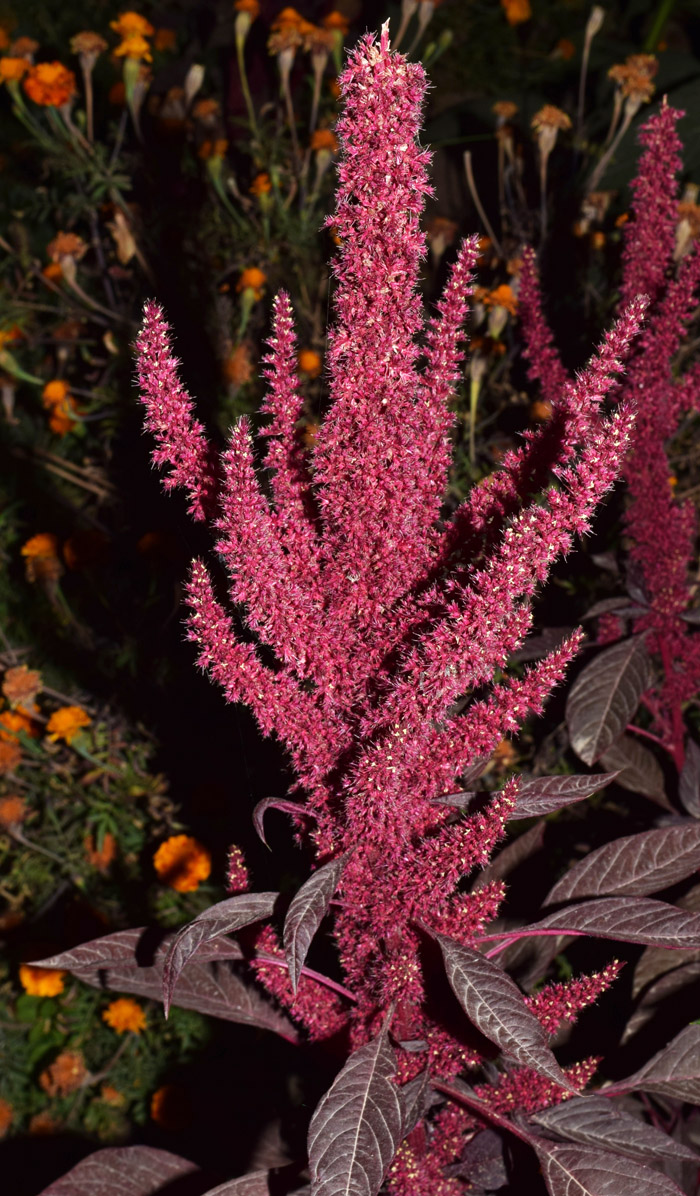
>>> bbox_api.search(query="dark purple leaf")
[532,1095,698,1162]
[511,627,572,664]
[583,597,643,620]
[163,892,278,1016]
[476,822,545,888]
[546,824,700,904]
[283,857,345,994]
[616,1024,700,1102]
[679,740,700,819]
[503,896,700,950]
[202,1174,271,1196]
[461,757,491,787]
[566,637,653,765]
[253,798,309,848]
[599,735,669,806]
[535,1141,685,1196]
[633,885,700,997]
[437,935,573,1090]
[431,790,478,810]
[681,608,700,625]
[37,1146,200,1195]
[308,1024,403,1196]
[623,962,700,1044]
[397,1069,429,1139]
[33,930,297,1041]
[448,1129,509,1187]
[513,772,620,819]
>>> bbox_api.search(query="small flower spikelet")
[137,26,645,1192]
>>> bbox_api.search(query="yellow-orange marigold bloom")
[24,62,76,107]
[40,1050,87,1096]
[48,395,79,436]
[85,831,117,872]
[21,533,60,561]
[481,284,518,316]
[323,11,350,34]
[236,266,267,301]
[0,1098,12,1138]
[249,171,272,196]
[42,379,69,406]
[19,964,65,997]
[102,997,146,1034]
[234,0,261,14]
[501,0,531,24]
[0,709,39,741]
[0,795,26,827]
[110,12,155,38]
[150,1084,192,1130]
[3,665,42,708]
[46,705,91,745]
[42,262,63,282]
[311,128,338,153]
[114,33,152,62]
[0,57,29,82]
[272,6,311,32]
[298,348,322,378]
[153,834,212,892]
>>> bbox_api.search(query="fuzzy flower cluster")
[137,27,645,1193]
[520,101,700,770]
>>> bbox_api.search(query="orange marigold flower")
[48,396,79,436]
[24,62,77,107]
[249,171,272,196]
[192,97,219,121]
[154,27,176,51]
[0,709,39,741]
[3,665,42,708]
[310,128,338,153]
[110,12,155,38]
[85,831,117,873]
[223,343,255,386]
[150,1084,192,1131]
[29,1112,59,1135]
[47,231,87,263]
[153,834,212,892]
[482,284,518,316]
[530,399,554,422]
[532,104,572,132]
[0,57,29,82]
[114,33,152,62]
[234,0,261,14]
[501,0,531,24]
[554,37,575,60]
[493,99,518,121]
[19,964,65,997]
[322,11,350,34]
[46,705,91,745]
[272,6,310,32]
[42,379,69,406]
[21,533,60,561]
[42,262,63,282]
[0,795,26,827]
[0,1098,12,1138]
[236,266,267,301]
[11,37,39,60]
[298,348,322,378]
[101,1085,125,1106]
[0,740,21,774]
[102,997,147,1034]
[40,1050,87,1096]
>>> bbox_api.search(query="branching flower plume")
[42,22,700,1196]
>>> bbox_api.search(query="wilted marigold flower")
[236,266,267,301]
[0,57,29,82]
[24,62,76,107]
[532,104,572,134]
[102,997,146,1034]
[493,100,518,123]
[150,1084,192,1130]
[85,830,117,872]
[0,1098,12,1138]
[153,834,212,892]
[70,31,108,60]
[0,795,26,827]
[11,37,39,60]
[298,348,322,377]
[28,1112,59,1136]
[310,128,338,153]
[19,964,65,997]
[47,231,87,263]
[249,171,272,196]
[223,342,255,386]
[3,665,42,708]
[21,534,62,585]
[609,54,657,103]
[110,12,155,38]
[501,0,531,25]
[40,1050,87,1096]
[46,705,91,745]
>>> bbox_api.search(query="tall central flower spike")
[136,23,647,1191]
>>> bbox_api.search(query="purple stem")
[256,951,357,1003]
